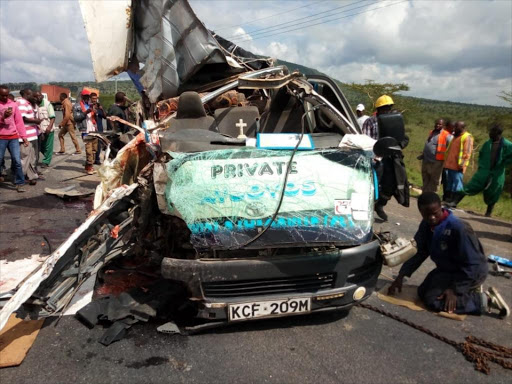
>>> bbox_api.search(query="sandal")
[487,287,510,317]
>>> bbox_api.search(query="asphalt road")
[0,130,511,383]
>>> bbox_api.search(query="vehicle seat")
[169,91,217,131]
[214,106,260,137]
[259,87,303,134]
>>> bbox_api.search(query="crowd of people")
[357,96,510,318]
[0,86,130,191]
[356,99,512,219]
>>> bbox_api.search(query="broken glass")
[164,148,374,250]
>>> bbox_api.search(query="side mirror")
[373,136,402,157]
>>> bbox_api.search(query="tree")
[497,91,512,106]
[347,80,410,109]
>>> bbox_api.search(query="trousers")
[0,139,25,185]
[39,131,54,165]
[58,123,81,153]
[443,169,464,192]
[421,160,444,193]
[418,269,485,315]
[84,137,98,166]
[20,140,38,181]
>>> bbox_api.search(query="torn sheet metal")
[62,274,96,316]
[95,133,151,208]
[0,184,138,332]
[80,0,259,102]
[79,0,133,82]
[133,0,235,102]
[165,148,374,249]
[0,255,46,300]
[153,162,172,215]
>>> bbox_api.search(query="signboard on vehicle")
[165,148,374,249]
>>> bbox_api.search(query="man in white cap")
[356,104,369,128]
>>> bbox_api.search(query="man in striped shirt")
[17,89,41,185]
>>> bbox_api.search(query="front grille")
[202,273,336,298]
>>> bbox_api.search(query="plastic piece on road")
[157,321,182,335]
[488,255,512,268]
[99,320,128,346]
[75,296,111,328]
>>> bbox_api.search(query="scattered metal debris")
[44,185,95,199]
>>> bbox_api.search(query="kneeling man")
[388,192,509,317]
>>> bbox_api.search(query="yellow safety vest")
[452,131,472,167]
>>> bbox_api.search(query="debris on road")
[44,185,94,199]
[76,279,186,345]
[358,302,512,375]
[377,284,467,321]
[488,254,512,268]
[0,315,44,368]
[0,184,138,331]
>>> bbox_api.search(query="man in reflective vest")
[442,121,473,207]
[419,119,452,193]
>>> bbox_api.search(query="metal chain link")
[357,302,512,375]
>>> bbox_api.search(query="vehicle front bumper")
[162,240,381,320]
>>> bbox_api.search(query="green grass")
[401,117,512,221]
[458,193,512,220]
[99,94,115,111]
[410,185,512,221]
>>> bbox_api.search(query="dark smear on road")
[64,199,93,210]
[54,165,85,172]
[0,247,17,258]
[125,356,169,369]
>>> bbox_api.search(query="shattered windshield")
[165,148,374,250]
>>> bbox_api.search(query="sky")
[0,0,511,106]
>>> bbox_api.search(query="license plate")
[228,298,311,321]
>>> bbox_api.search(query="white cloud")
[266,41,300,63]
[0,0,510,106]
[0,0,93,83]
[203,0,512,106]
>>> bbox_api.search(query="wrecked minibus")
[0,0,411,331]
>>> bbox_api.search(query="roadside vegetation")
[5,64,512,220]
[339,81,512,221]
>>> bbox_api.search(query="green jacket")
[464,137,512,205]
[477,137,512,175]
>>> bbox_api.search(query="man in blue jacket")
[388,192,509,317]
